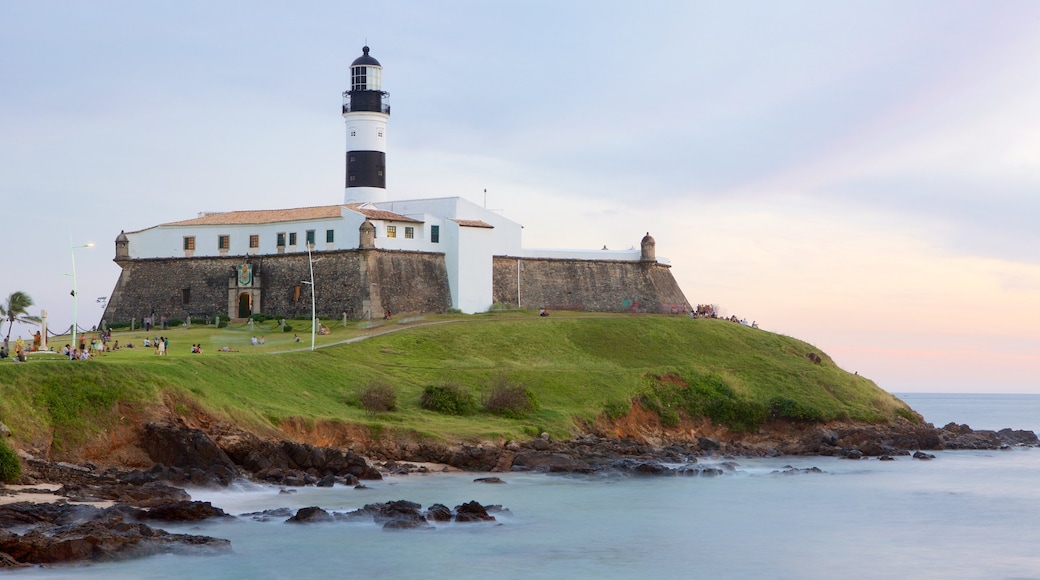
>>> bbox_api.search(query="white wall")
[126,209,367,259]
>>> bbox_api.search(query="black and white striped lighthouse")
[343,46,390,203]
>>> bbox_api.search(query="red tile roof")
[163,205,346,226]
[345,203,423,223]
[451,219,494,229]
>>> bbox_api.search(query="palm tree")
[1,291,42,343]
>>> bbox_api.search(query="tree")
[1,291,41,343]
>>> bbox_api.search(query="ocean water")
[15,394,1040,579]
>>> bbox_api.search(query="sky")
[2,1,1039,393]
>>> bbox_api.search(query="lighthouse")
[343,46,390,203]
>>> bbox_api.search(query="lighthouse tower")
[343,46,390,203]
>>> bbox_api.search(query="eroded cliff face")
[13,394,1036,483]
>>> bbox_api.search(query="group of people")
[191,344,204,354]
[142,336,169,355]
[250,335,266,345]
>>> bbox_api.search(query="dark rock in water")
[241,507,293,522]
[58,481,190,508]
[913,451,936,460]
[879,455,895,461]
[997,428,1039,446]
[0,504,232,565]
[142,422,238,477]
[316,474,336,487]
[425,503,452,522]
[286,506,333,524]
[144,501,230,522]
[510,452,587,473]
[843,449,863,460]
[454,501,495,523]
[474,476,505,484]
[698,437,721,452]
[698,468,723,477]
[775,466,824,475]
[383,515,433,531]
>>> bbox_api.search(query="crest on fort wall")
[237,264,253,287]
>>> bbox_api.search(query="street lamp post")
[70,241,95,359]
[306,242,316,351]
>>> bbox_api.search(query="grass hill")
[0,312,916,457]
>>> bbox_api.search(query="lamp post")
[70,241,95,359]
[305,242,316,351]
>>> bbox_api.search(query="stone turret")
[640,232,656,263]
[115,230,129,261]
[359,219,376,249]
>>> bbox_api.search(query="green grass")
[0,312,914,449]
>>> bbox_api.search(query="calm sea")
[17,393,1040,579]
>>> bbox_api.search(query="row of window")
[183,225,440,251]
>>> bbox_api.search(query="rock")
[425,503,452,522]
[510,452,588,473]
[142,422,237,477]
[316,474,336,487]
[382,516,433,531]
[454,501,495,523]
[241,507,292,522]
[0,422,11,438]
[528,438,551,451]
[57,481,190,508]
[843,449,863,460]
[913,451,936,460]
[879,455,895,461]
[474,476,505,484]
[0,551,30,568]
[286,506,333,524]
[697,437,721,452]
[144,501,230,522]
[0,511,231,564]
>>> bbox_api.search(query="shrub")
[358,381,397,414]
[770,397,824,422]
[420,382,476,415]
[482,374,537,418]
[487,302,517,312]
[0,439,21,483]
[603,399,632,420]
[282,324,293,333]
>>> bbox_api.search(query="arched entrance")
[238,292,253,318]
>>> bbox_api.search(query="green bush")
[0,439,21,483]
[770,397,824,422]
[482,375,537,419]
[640,372,769,432]
[358,381,397,414]
[282,324,294,333]
[420,382,476,415]
[603,399,632,420]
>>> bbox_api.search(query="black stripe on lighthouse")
[346,150,386,189]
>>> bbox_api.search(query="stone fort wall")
[101,249,453,325]
[492,256,690,313]
[101,251,691,326]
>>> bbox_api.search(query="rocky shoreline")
[1,418,1037,567]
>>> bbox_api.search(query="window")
[183,236,196,251]
[293,285,301,302]
[431,225,439,243]
[181,288,190,304]
[350,129,357,137]
[405,226,414,239]
[326,229,335,243]
[218,235,230,250]
[306,230,315,246]
[249,235,259,249]
[276,233,286,247]
[349,155,356,163]
[349,175,356,182]
[377,129,383,137]
[386,225,397,238]
[289,232,297,246]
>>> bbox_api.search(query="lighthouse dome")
[351,46,381,67]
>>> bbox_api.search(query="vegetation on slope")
[0,312,915,452]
